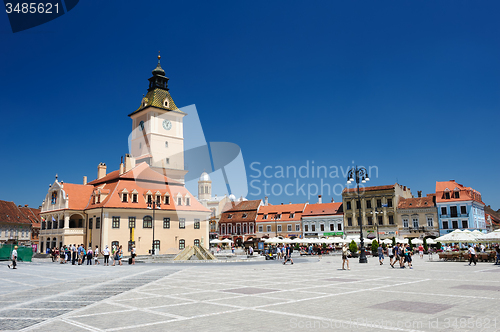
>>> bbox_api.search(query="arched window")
[194,239,200,247]
[143,216,152,228]
[179,239,185,250]
[51,192,57,204]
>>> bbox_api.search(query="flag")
[52,216,56,222]
[41,217,45,222]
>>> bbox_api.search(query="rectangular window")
[263,214,267,220]
[462,220,468,228]
[179,218,185,229]
[412,218,419,228]
[403,218,409,228]
[441,207,447,215]
[304,224,309,232]
[289,213,295,218]
[387,199,393,208]
[179,239,185,250]
[186,198,190,206]
[337,223,342,231]
[147,195,152,204]
[129,217,136,228]
[132,193,138,203]
[156,195,161,205]
[89,218,93,229]
[275,224,282,232]
[266,225,271,232]
[122,193,128,203]
[443,221,449,229]
[164,196,170,205]
[96,217,101,229]
[347,217,352,226]
[445,192,450,199]
[166,158,170,164]
[450,206,458,217]
[320,224,324,231]
[287,224,292,232]
[377,199,382,208]
[312,224,316,232]
[276,214,281,220]
[366,200,372,209]
[330,224,334,231]
[460,206,467,215]
[452,220,459,229]
[427,217,433,227]
[346,201,351,210]
[258,225,263,232]
[163,218,170,229]
[380,216,385,225]
[112,216,120,228]
[356,201,361,209]
[454,191,460,199]
[194,219,200,229]
[178,197,182,206]
[367,217,373,225]
[295,224,300,232]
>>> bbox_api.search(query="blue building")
[436,180,486,236]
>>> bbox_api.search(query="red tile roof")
[302,202,343,216]
[219,200,261,223]
[62,183,95,210]
[256,203,306,222]
[343,184,396,193]
[0,200,32,225]
[435,180,484,204]
[398,196,435,209]
[18,206,41,226]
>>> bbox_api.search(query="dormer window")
[289,213,295,218]
[445,192,450,199]
[242,213,247,218]
[276,214,281,220]
[177,197,182,206]
[163,98,169,108]
[263,214,267,220]
[147,195,152,204]
[186,197,190,206]
[156,195,161,205]
[122,193,128,203]
[164,195,170,205]
[132,193,138,203]
[454,191,460,199]
[228,214,233,219]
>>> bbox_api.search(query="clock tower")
[128,53,188,183]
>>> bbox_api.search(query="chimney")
[83,176,87,185]
[417,191,422,198]
[119,156,124,175]
[264,196,268,206]
[318,195,322,204]
[97,163,107,180]
[124,154,135,173]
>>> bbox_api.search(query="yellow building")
[39,56,210,255]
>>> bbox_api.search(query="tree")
[423,238,428,252]
[408,238,413,250]
[392,236,396,246]
[371,240,379,254]
[349,240,358,254]
[436,242,442,250]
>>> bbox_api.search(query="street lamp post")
[347,166,370,263]
[147,200,161,255]
[371,209,382,244]
[275,215,278,237]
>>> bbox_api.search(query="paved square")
[1,256,500,331]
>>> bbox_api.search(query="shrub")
[408,238,413,250]
[392,236,396,246]
[423,238,428,252]
[371,240,379,253]
[436,242,442,250]
[349,240,358,253]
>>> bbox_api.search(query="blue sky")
[0,1,499,209]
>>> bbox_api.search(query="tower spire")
[152,51,165,76]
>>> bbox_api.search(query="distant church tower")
[198,172,212,201]
[128,53,188,183]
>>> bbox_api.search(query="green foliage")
[322,243,327,249]
[436,242,442,250]
[408,238,413,250]
[294,244,300,251]
[382,243,387,249]
[349,240,358,253]
[392,237,396,246]
[371,240,379,253]
[423,238,428,251]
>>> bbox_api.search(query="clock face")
[139,121,145,131]
[162,119,172,130]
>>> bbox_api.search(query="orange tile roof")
[219,200,261,223]
[302,202,343,216]
[88,162,182,186]
[435,180,484,204]
[256,203,306,222]
[343,184,396,193]
[398,196,435,209]
[18,206,41,226]
[62,183,95,210]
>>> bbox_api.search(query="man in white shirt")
[8,246,18,269]
[468,245,476,266]
[94,245,100,265]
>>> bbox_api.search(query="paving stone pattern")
[1,257,500,331]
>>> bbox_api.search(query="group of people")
[48,244,133,266]
[383,243,416,269]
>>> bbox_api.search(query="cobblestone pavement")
[1,255,499,332]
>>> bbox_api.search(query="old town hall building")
[39,55,210,255]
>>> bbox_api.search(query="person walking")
[378,244,384,265]
[86,247,93,265]
[468,245,477,266]
[399,244,405,268]
[341,243,350,270]
[7,246,18,269]
[495,245,500,265]
[131,246,136,265]
[94,245,100,265]
[111,245,117,266]
[103,245,110,266]
[405,244,413,269]
[71,244,77,265]
[418,244,424,259]
[387,245,394,267]
[283,244,294,265]
[391,244,398,268]
[117,245,123,266]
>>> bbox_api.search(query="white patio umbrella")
[395,238,408,244]
[425,238,437,245]
[410,238,423,244]
[210,239,222,244]
[436,229,478,243]
[477,229,500,242]
[381,239,393,245]
[221,238,233,244]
